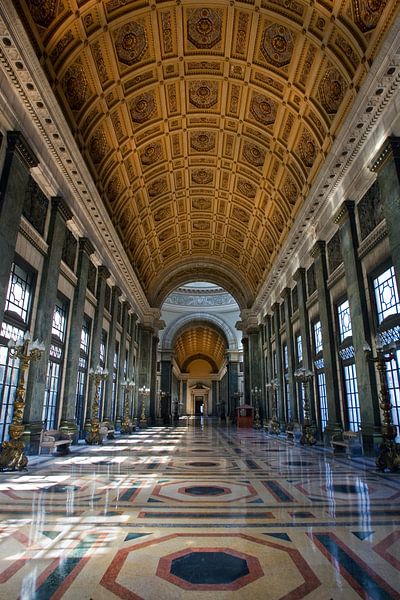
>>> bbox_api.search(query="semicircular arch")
[161,312,239,351]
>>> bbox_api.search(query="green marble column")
[60,238,94,437]
[86,266,110,426]
[370,137,400,298]
[104,286,122,422]
[23,197,72,450]
[0,132,38,326]
[272,303,284,427]
[137,325,153,426]
[335,201,381,453]
[242,336,250,404]
[115,301,129,429]
[293,269,314,424]
[282,288,298,423]
[311,241,342,442]
[265,314,273,420]
[149,333,159,425]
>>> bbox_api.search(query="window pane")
[386,349,400,442]
[343,363,361,431]
[338,300,352,342]
[314,321,323,354]
[296,334,302,363]
[5,263,34,324]
[317,372,328,430]
[373,266,400,324]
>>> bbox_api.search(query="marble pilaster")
[282,288,298,423]
[311,241,342,441]
[85,266,110,424]
[60,238,94,437]
[336,201,381,453]
[0,132,38,326]
[370,137,400,298]
[116,301,129,429]
[23,197,72,448]
[103,286,122,421]
[272,303,284,426]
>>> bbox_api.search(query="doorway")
[195,397,203,416]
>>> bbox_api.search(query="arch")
[181,354,219,374]
[161,312,239,351]
[148,260,253,310]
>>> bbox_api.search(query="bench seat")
[39,429,71,455]
[331,430,363,458]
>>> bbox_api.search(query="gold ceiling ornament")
[174,324,227,372]
[15,0,399,305]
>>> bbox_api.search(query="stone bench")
[331,430,363,458]
[39,429,71,455]
[100,422,115,440]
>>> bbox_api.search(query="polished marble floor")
[0,421,399,599]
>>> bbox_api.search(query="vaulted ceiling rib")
[16,0,399,305]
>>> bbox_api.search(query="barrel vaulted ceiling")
[16,0,398,307]
[174,324,227,372]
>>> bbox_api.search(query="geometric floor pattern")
[0,421,399,599]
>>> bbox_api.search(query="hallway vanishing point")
[0,424,399,599]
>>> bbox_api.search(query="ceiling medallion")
[352,0,388,32]
[250,93,277,125]
[190,131,216,152]
[154,206,172,221]
[189,81,218,109]
[107,175,121,203]
[193,220,211,231]
[261,23,294,67]
[237,178,257,198]
[242,142,266,167]
[89,127,109,164]
[192,197,212,210]
[232,206,250,224]
[187,8,222,49]
[130,91,157,123]
[193,239,209,248]
[318,67,347,115]
[115,21,148,65]
[63,62,88,111]
[140,142,163,165]
[298,129,317,168]
[282,175,298,206]
[26,0,57,28]
[271,208,284,233]
[192,169,213,185]
[148,177,168,196]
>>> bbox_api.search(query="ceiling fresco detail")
[17,0,397,306]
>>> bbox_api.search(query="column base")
[22,421,44,455]
[59,419,79,444]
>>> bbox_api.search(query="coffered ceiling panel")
[174,324,227,372]
[16,0,399,306]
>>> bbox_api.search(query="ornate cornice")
[358,219,388,260]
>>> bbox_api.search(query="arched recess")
[148,260,252,309]
[161,313,238,351]
[181,354,219,374]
